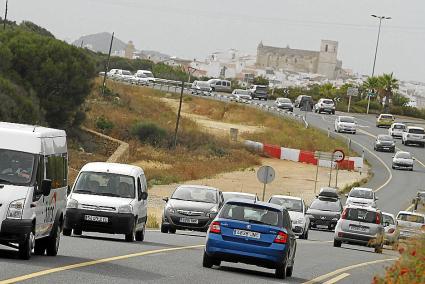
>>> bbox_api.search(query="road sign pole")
[328,153,334,187]
[262,166,269,201]
[347,95,352,113]
[314,161,319,194]
[366,94,371,114]
[335,163,339,188]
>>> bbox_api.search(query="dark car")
[374,134,395,152]
[203,199,297,279]
[295,95,313,111]
[306,196,343,231]
[161,185,223,233]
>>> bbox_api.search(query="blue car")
[203,199,297,279]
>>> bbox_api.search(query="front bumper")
[393,163,413,170]
[376,145,395,152]
[64,209,134,235]
[205,233,286,268]
[0,219,33,242]
[162,212,214,232]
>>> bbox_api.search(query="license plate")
[179,218,199,224]
[85,215,108,223]
[233,229,261,239]
[350,226,369,232]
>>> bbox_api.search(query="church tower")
[317,40,338,79]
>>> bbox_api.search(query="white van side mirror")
[140,192,148,201]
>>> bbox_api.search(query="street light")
[367,14,391,114]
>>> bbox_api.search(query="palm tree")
[363,76,380,93]
[378,73,399,111]
[319,83,336,98]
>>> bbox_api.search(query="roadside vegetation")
[373,236,424,284]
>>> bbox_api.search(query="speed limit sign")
[333,149,345,162]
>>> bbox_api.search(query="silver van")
[0,123,67,259]
[208,79,232,93]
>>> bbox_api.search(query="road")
[1,86,422,283]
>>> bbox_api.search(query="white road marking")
[322,273,350,284]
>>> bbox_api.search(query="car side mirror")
[41,179,52,196]
[163,197,169,203]
[375,197,379,201]
[67,185,71,196]
[345,194,348,197]
[140,192,148,201]
[384,222,390,227]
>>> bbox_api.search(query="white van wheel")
[34,238,47,255]
[125,222,136,242]
[135,224,145,242]
[46,224,61,256]
[19,231,34,260]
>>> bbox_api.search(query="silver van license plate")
[85,215,108,223]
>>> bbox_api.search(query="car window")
[172,186,217,203]
[349,189,373,199]
[0,149,36,186]
[309,199,341,212]
[408,128,425,134]
[340,117,355,123]
[382,214,395,225]
[393,125,405,129]
[380,115,393,119]
[346,208,377,224]
[378,135,393,141]
[397,213,425,223]
[395,152,412,159]
[219,203,281,227]
[74,172,135,199]
[269,197,303,213]
[223,192,256,202]
[322,99,334,104]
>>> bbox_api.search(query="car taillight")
[388,228,395,234]
[376,213,381,224]
[209,221,221,234]
[341,208,348,219]
[274,231,288,244]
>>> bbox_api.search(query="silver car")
[392,151,414,171]
[334,205,385,253]
[382,212,400,249]
[396,211,425,240]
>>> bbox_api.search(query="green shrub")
[131,122,169,147]
[95,116,114,134]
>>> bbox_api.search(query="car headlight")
[210,206,218,214]
[332,217,339,221]
[166,206,175,214]
[293,218,305,224]
[118,204,133,214]
[67,198,79,209]
[7,198,26,219]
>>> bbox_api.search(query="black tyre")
[62,228,72,236]
[160,223,168,233]
[374,245,383,254]
[286,264,294,277]
[125,222,136,242]
[275,261,287,279]
[73,229,82,236]
[19,231,34,260]
[34,238,47,256]
[168,227,176,234]
[303,230,309,240]
[202,252,214,268]
[46,224,61,256]
[333,239,342,247]
[135,225,145,242]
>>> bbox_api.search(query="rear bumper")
[65,209,134,235]
[335,232,383,246]
[0,219,33,242]
[205,233,286,268]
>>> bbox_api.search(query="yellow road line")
[0,244,205,284]
[302,258,396,284]
[323,273,350,284]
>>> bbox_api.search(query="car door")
[282,210,296,262]
[33,155,46,238]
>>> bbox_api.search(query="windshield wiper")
[0,178,11,184]
[98,193,121,197]
[74,190,94,194]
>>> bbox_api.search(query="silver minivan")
[334,205,385,253]
[208,79,232,93]
[0,122,67,259]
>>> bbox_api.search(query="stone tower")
[317,40,338,79]
[125,41,135,59]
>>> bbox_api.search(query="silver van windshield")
[0,149,35,186]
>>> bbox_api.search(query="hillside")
[72,32,127,53]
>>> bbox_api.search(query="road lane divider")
[322,273,350,284]
[0,245,205,284]
[302,258,397,284]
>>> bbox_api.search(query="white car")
[230,89,252,102]
[345,187,378,208]
[0,122,68,259]
[388,123,406,138]
[396,211,425,240]
[335,116,356,134]
[64,162,148,242]
[382,212,400,249]
[392,151,414,171]
[402,126,425,147]
[116,69,133,82]
[131,73,150,85]
[268,195,310,239]
[135,70,156,83]
[314,98,335,114]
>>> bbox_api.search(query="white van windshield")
[0,149,35,186]
[143,72,154,78]
[74,172,135,199]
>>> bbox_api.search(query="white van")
[208,79,232,93]
[135,70,156,83]
[64,162,148,242]
[0,122,67,259]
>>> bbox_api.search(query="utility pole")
[80,40,84,48]
[173,81,185,148]
[3,0,8,30]
[101,32,114,96]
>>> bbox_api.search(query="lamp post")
[368,15,391,114]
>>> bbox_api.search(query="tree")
[253,76,269,86]
[378,73,399,110]
[319,83,336,98]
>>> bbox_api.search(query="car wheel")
[125,222,136,242]
[303,229,309,240]
[135,225,145,242]
[160,223,168,233]
[62,228,72,236]
[275,261,287,279]
[73,229,82,236]
[19,231,34,260]
[410,167,414,171]
[392,241,399,250]
[333,239,342,247]
[34,238,47,256]
[374,245,383,254]
[202,252,214,268]
[286,264,294,277]
[168,227,176,234]
[392,165,395,169]
[46,223,61,256]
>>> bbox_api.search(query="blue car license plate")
[233,229,261,239]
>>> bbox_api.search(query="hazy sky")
[5,0,425,81]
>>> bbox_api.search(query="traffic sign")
[347,87,359,97]
[257,166,275,184]
[367,92,376,97]
[333,149,345,162]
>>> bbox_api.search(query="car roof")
[382,212,395,218]
[395,151,411,155]
[177,184,220,191]
[406,126,424,130]
[0,122,66,138]
[339,115,355,119]
[351,187,373,192]
[397,211,425,217]
[380,113,393,116]
[223,192,256,196]
[270,195,303,201]
[392,122,405,126]
[226,198,283,211]
[345,204,379,212]
[80,162,144,176]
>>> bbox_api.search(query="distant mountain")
[72,32,127,53]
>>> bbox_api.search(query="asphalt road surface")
[1,86,420,283]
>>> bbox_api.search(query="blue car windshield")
[219,203,282,227]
